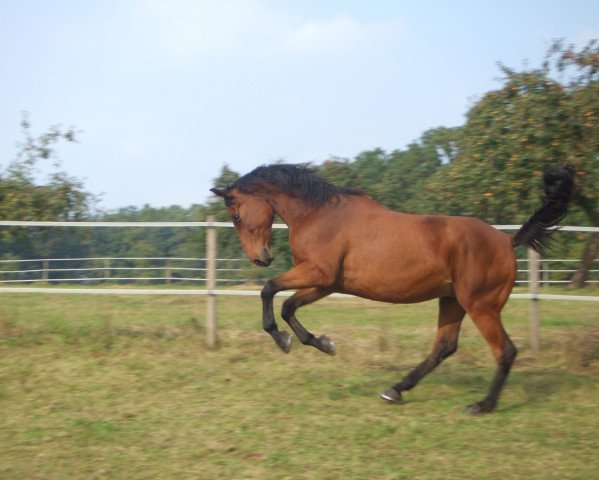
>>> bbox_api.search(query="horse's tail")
[512,165,575,253]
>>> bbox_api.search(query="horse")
[211,163,574,414]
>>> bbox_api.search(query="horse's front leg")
[261,280,293,353]
[260,262,332,353]
[281,287,336,355]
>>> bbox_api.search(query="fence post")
[528,248,540,352]
[206,215,217,348]
[104,258,111,281]
[541,260,549,287]
[42,259,49,282]
[165,259,172,285]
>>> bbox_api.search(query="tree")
[317,128,457,214]
[0,114,96,259]
[1,113,93,220]
[548,40,599,286]
[386,127,461,213]
[419,41,598,284]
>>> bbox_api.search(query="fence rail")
[0,256,287,285]
[0,220,597,231]
[0,220,597,290]
[0,256,597,286]
[0,219,597,349]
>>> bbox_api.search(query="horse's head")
[211,186,275,267]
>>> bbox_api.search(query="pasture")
[0,291,598,479]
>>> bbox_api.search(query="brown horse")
[211,164,573,414]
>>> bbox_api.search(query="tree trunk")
[570,232,599,288]
[570,193,599,288]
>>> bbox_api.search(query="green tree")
[426,68,572,223]
[0,114,95,260]
[550,40,599,286]
[420,41,598,285]
[424,41,596,219]
[387,127,461,213]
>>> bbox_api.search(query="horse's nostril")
[253,257,272,267]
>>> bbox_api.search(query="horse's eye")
[232,214,240,224]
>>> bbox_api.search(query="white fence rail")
[0,256,597,286]
[0,257,206,284]
[0,220,597,348]
[516,259,599,285]
[0,219,597,291]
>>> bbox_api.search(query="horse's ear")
[211,187,235,206]
[210,188,227,198]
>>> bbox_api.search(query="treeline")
[1,41,598,285]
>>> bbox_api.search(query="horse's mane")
[231,164,364,206]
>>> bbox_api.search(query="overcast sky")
[1,1,598,211]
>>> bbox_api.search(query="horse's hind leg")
[465,310,517,415]
[381,296,465,403]
[281,287,335,355]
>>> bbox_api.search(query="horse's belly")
[340,262,452,304]
[342,283,452,304]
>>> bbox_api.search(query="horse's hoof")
[465,401,495,416]
[380,388,403,404]
[279,331,292,354]
[319,335,336,356]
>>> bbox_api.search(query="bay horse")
[211,164,573,414]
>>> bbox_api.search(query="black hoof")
[380,388,403,404]
[278,331,292,353]
[318,335,336,356]
[465,401,495,415]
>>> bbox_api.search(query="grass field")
[0,290,598,479]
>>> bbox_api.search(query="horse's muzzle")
[253,249,274,267]
[253,257,273,267]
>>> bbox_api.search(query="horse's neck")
[267,193,315,228]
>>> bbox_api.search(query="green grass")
[0,292,598,479]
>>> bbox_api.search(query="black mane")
[231,164,363,206]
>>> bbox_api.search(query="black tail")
[512,165,574,253]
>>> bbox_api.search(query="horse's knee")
[260,280,277,300]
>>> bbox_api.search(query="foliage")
[421,40,599,227]
[0,114,95,259]
[1,113,93,221]
[318,127,461,214]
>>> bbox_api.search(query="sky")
[1,1,598,211]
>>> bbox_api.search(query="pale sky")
[1,1,597,210]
